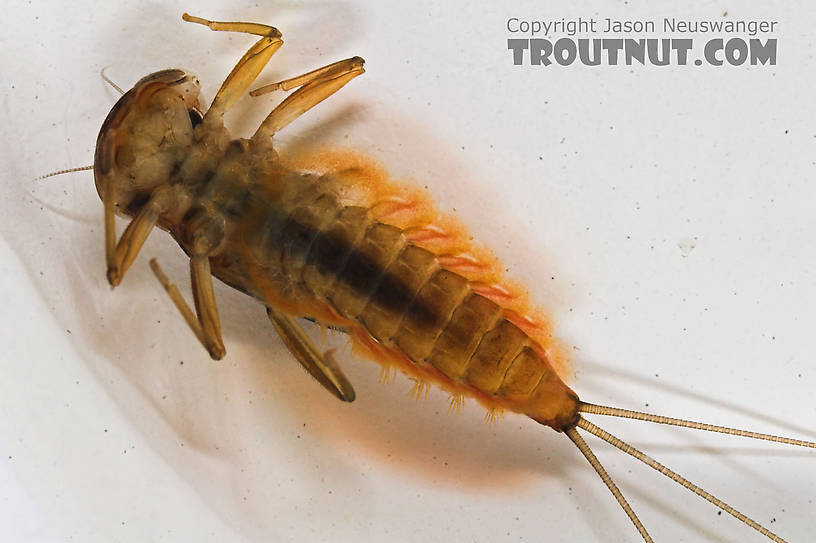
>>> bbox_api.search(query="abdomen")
[245,169,580,430]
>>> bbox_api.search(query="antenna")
[33,165,94,181]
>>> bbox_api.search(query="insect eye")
[189,108,203,128]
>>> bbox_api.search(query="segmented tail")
[564,403,815,543]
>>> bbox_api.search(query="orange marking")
[438,253,491,275]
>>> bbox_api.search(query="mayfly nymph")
[85,13,813,543]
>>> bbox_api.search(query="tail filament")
[564,401,815,542]
[565,425,653,542]
[573,416,787,542]
[579,402,816,448]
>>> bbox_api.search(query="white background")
[1,1,814,542]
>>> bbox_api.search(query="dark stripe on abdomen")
[301,207,431,325]
[280,194,343,280]
[327,222,405,319]
[302,206,372,300]
[277,201,463,347]
[359,244,439,342]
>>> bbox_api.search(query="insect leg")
[189,254,226,359]
[182,14,284,119]
[251,57,365,95]
[149,214,227,359]
[251,57,365,139]
[266,307,356,402]
[149,259,207,350]
[106,186,173,287]
[149,256,226,360]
